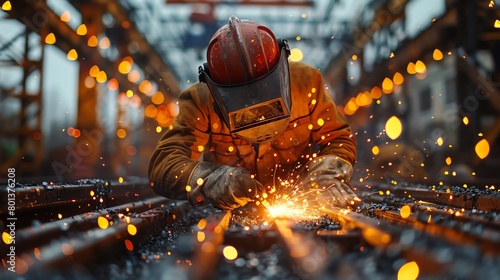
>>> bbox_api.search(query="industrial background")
[1,0,500,279]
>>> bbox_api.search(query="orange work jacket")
[149,61,356,200]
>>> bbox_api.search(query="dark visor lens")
[231,99,285,130]
[201,48,291,132]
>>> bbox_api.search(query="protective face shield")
[198,16,292,143]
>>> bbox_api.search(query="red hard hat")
[206,16,280,85]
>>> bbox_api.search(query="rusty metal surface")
[1,178,500,279]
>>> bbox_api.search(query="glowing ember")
[397,261,419,280]
[385,116,402,140]
[371,86,382,99]
[96,71,107,83]
[433,49,443,60]
[436,137,443,146]
[317,118,325,126]
[475,139,490,159]
[45,33,56,44]
[393,72,404,85]
[407,62,416,74]
[197,218,207,230]
[290,48,304,62]
[445,157,452,165]
[415,60,426,73]
[97,216,109,229]
[124,239,134,251]
[88,35,98,47]
[116,129,127,138]
[127,224,137,236]
[2,231,13,244]
[60,11,71,22]
[400,205,411,218]
[197,231,205,242]
[196,178,204,186]
[382,77,393,93]
[67,49,78,61]
[89,65,100,77]
[1,1,11,11]
[118,60,132,74]
[76,24,87,35]
[223,246,238,260]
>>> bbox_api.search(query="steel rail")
[0,196,169,257]
[0,178,159,226]
[361,182,500,211]
[0,205,174,277]
[365,194,500,230]
[318,206,490,277]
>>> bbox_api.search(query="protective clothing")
[188,162,265,210]
[295,156,360,208]
[198,16,291,144]
[148,61,357,208]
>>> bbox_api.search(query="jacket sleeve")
[305,65,357,170]
[148,84,211,199]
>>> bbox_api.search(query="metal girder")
[360,181,500,212]
[5,1,118,81]
[353,5,458,92]
[3,206,172,272]
[0,178,162,226]
[1,196,168,256]
[0,22,44,176]
[323,0,408,89]
[5,0,180,97]
[83,0,181,96]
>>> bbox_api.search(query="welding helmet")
[198,16,291,143]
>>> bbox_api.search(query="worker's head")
[199,16,291,143]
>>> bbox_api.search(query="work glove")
[295,156,361,209]
[188,162,265,211]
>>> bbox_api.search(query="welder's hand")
[189,162,265,210]
[297,156,361,208]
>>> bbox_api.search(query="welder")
[149,16,359,211]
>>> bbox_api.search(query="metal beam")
[77,0,181,96]
[323,0,408,90]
